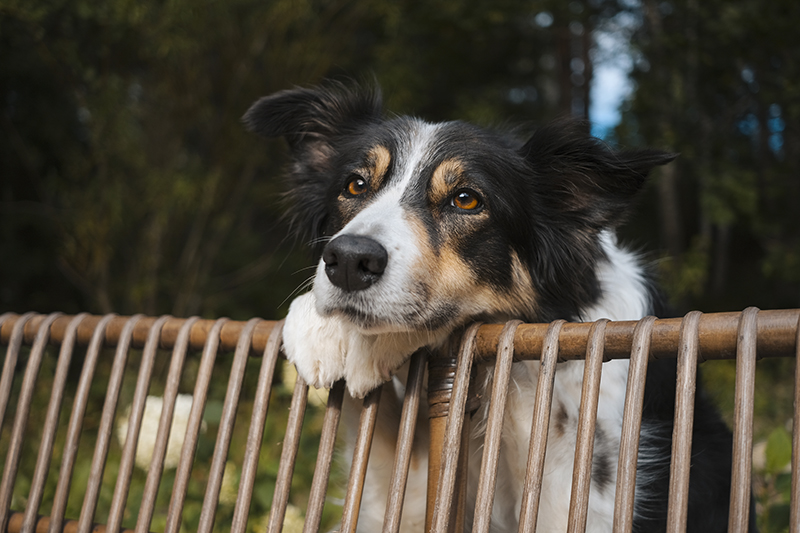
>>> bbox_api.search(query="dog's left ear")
[521,118,677,228]
[243,81,383,247]
[243,81,382,155]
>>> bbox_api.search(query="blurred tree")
[2,0,795,318]
[1,0,604,318]
[1,0,382,317]
[618,0,800,312]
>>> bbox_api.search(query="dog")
[244,81,748,532]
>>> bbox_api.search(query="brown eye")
[452,189,482,211]
[345,175,368,196]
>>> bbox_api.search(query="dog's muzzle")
[322,235,388,292]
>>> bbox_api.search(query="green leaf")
[765,426,792,475]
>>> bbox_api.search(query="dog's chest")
[467,358,629,531]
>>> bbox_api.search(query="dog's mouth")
[339,302,460,332]
[314,278,461,335]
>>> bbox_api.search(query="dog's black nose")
[322,235,388,292]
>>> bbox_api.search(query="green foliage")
[618,0,800,313]
[765,427,791,476]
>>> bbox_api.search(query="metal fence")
[0,309,798,533]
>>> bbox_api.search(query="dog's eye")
[451,189,482,211]
[345,175,368,197]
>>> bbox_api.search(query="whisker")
[278,274,317,309]
[308,235,333,248]
[292,264,319,276]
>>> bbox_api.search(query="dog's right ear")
[243,81,382,156]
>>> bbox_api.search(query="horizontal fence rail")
[0,309,798,533]
[3,310,800,360]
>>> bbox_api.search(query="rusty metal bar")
[430,323,482,533]
[728,307,759,532]
[340,388,382,533]
[7,512,138,533]
[164,317,228,533]
[0,313,61,533]
[518,320,564,533]
[49,314,116,533]
[612,315,656,533]
[454,405,472,533]
[231,321,283,533]
[383,349,427,533]
[0,314,12,340]
[4,308,799,363]
[0,314,277,357]
[791,314,800,533]
[567,319,608,533]
[0,312,36,434]
[108,315,171,533]
[472,320,522,533]
[136,316,199,533]
[473,309,800,362]
[78,314,142,533]
[266,375,309,533]
[666,311,702,532]
[198,318,262,533]
[303,380,346,533]
[22,313,88,533]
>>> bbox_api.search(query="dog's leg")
[344,330,447,398]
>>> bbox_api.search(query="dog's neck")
[580,231,652,323]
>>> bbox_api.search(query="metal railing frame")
[0,308,798,533]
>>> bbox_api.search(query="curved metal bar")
[77,314,144,533]
[566,319,608,533]
[728,307,759,532]
[164,317,228,533]
[197,317,262,533]
[612,315,657,533]
[340,387,383,533]
[48,313,116,533]
[231,320,283,533]
[107,315,171,533]
[0,312,61,533]
[0,312,37,433]
[665,311,702,532]
[518,319,565,533]
[22,313,88,533]
[303,380,346,533]
[136,316,200,533]
[472,320,523,533]
[267,374,309,533]
[430,322,482,533]
[382,349,428,533]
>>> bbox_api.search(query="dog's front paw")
[281,293,347,389]
[342,345,393,399]
[343,332,438,398]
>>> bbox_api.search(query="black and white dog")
[245,82,746,532]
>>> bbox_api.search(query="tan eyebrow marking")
[367,145,391,189]
[430,159,466,205]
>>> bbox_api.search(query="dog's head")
[245,82,675,332]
